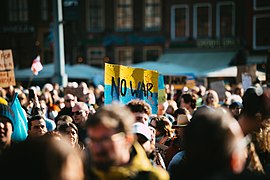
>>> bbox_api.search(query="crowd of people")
[0,81,270,180]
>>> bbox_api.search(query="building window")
[217,2,235,38]
[41,0,48,21]
[253,15,270,50]
[87,48,105,66]
[116,0,133,31]
[193,3,212,39]
[143,46,162,61]
[144,0,161,30]
[171,5,189,40]
[254,0,270,11]
[115,47,133,65]
[86,0,104,32]
[9,0,28,22]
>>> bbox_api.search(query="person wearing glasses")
[84,103,169,180]
[55,93,76,123]
[72,102,90,145]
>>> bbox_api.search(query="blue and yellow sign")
[104,63,159,114]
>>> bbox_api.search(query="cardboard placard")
[0,50,5,71]
[64,87,84,98]
[0,71,9,87]
[155,143,168,158]
[3,49,14,70]
[7,70,16,86]
[0,49,16,88]
[210,80,226,101]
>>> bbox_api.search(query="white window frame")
[144,0,161,31]
[143,46,162,61]
[87,47,105,65]
[86,0,105,32]
[193,3,212,39]
[115,47,134,65]
[253,14,270,50]
[170,4,189,41]
[115,0,133,31]
[216,2,235,38]
[253,0,270,11]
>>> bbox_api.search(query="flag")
[10,93,28,141]
[31,55,43,75]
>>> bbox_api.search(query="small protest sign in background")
[0,49,16,88]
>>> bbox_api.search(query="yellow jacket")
[91,142,169,180]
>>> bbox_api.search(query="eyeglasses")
[72,111,84,116]
[65,99,74,102]
[86,132,125,146]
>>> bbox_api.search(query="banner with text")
[104,63,159,114]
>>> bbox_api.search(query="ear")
[230,150,245,174]
[125,134,134,147]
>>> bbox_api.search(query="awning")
[14,63,104,85]
[247,55,267,65]
[206,66,265,78]
[131,61,196,76]
[157,51,237,76]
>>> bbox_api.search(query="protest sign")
[155,143,168,158]
[210,80,226,101]
[64,86,84,99]
[0,71,9,87]
[0,49,16,87]
[104,63,159,114]
[242,73,252,92]
[3,49,14,70]
[0,50,5,71]
[158,74,166,103]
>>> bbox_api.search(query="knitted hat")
[0,97,8,105]
[0,103,15,129]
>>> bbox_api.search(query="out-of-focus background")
[0,0,270,89]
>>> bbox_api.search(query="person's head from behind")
[27,115,48,138]
[185,108,247,175]
[0,104,14,146]
[229,102,242,120]
[153,115,173,138]
[56,115,73,128]
[180,93,197,111]
[172,108,190,138]
[240,86,269,134]
[86,103,135,170]
[58,122,79,148]
[1,136,84,180]
[126,99,151,125]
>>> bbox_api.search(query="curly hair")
[255,120,270,153]
[126,99,152,116]
[151,115,174,138]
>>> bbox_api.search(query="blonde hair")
[204,90,220,108]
